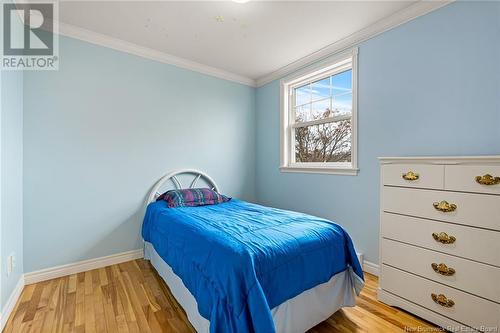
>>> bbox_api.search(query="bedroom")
[0,0,499,332]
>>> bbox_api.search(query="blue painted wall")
[1,5,24,309]
[20,1,500,274]
[255,1,500,264]
[1,69,24,308]
[23,36,256,272]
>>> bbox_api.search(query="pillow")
[157,188,231,208]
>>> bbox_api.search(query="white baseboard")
[0,249,144,329]
[356,252,363,266]
[0,276,25,331]
[356,252,379,277]
[24,248,144,285]
[363,260,380,277]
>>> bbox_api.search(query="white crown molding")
[49,1,451,89]
[255,0,454,87]
[57,21,257,87]
[0,276,25,331]
[24,248,144,285]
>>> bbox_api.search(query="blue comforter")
[142,199,363,333]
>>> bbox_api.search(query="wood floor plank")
[74,272,86,329]
[3,259,439,333]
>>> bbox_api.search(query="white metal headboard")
[147,169,219,204]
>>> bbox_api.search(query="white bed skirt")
[145,242,361,333]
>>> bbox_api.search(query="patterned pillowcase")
[157,188,231,208]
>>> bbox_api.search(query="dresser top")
[378,155,500,165]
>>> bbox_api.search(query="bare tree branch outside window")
[293,69,352,163]
[295,111,351,163]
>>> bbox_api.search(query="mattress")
[145,242,360,333]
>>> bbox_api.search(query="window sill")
[279,166,359,176]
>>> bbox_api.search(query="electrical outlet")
[7,253,15,276]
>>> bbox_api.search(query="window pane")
[311,77,331,101]
[310,98,332,120]
[295,84,311,107]
[294,69,352,124]
[295,120,351,163]
[332,92,352,117]
[332,69,352,95]
[294,104,311,122]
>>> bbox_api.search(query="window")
[280,49,358,175]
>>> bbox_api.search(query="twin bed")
[142,169,364,333]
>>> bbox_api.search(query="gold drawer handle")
[432,232,456,244]
[475,174,500,186]
[433,200,457,212]
[431,293,455,308]
[402,171,419,181]
[431,263,456,276]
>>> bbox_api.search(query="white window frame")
[279,48,359,175]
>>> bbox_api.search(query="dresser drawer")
[380,265,500,330]
[382,186,500,231]
[445,165,500,195]
[382,164,444,189]
[381,238,500,302]
[381,213,500,266]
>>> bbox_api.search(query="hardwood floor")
[3,259,438,333]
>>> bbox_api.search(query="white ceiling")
[59,1,417,82]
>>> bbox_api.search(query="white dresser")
[378,156,500,332]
